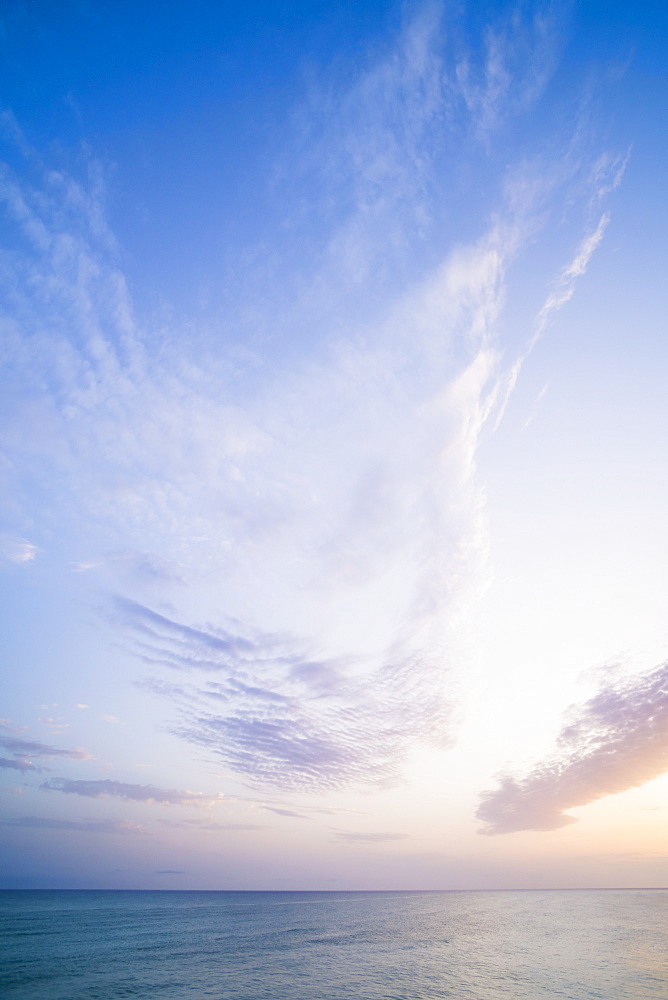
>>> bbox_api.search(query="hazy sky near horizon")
[1,0,667,890]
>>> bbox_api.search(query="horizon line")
[3,886,667,893]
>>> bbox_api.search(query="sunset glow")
[1,0,667,890]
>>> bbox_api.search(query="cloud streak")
[0,757,36,771]
[477,660,668,834]
[41,778,224,808]
[0,731,90,766]
[155,817,265,831]
[490,211,613,431]
[531,212,610,347]
[333,831,410,843]
[5,816,144,834]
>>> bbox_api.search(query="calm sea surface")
[1,889,666,999]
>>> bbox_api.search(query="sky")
[1,0,667,891]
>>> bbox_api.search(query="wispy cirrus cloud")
[490,210,615,431]
[41,778,224,808]
[477,660,668,834]
[531,211,611,347]
[453,2,562,140]
[0,4,622,801]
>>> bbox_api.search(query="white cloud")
[532,212,610,345]
[0,534,38,564]
[489,211,612,432]
[453,2,562,140]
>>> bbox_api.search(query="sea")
[0,889,666,999]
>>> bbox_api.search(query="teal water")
[1,889,666,999]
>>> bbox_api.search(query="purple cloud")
[41,777,224,807]
[112,597,257,671]
[0,733,90,762]
[116,599,458,792]
[477,660,668,834]
[265,807,309,819]
[0,756,37,771]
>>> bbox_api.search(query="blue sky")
[1,0,668,890]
